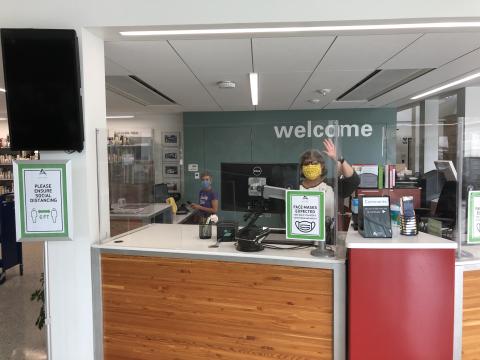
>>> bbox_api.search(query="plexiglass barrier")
[96,111,480,258]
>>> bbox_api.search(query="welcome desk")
[92,224,480,360]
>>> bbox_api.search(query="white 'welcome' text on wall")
[274,120,373,139]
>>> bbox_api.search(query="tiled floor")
[0,242,48,360]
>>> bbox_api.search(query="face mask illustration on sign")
[295,221,316,233]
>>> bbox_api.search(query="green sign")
[286,190,325,241]
[467,191,480,244]
[14,161,72,241]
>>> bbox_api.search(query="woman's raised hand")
[323,138,337,160]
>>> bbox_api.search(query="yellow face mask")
[302,164,322,180]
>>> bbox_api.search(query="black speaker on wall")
[1,29,84,151]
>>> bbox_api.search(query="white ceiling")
[102,31,480,114]
[3,30,480,117]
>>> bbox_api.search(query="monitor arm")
[238,185,286,240]
[261,185,286,201]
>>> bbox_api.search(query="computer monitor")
[421,170,446,206]
[153,183,169,203]
[221,163,299,213]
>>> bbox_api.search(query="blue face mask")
[201,180,211,189]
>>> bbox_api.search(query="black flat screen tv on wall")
[1,29,84,151]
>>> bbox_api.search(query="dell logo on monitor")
[252,166,262,176]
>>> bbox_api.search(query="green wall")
[183,108,396,225]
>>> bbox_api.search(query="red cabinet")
[348,248,455,360]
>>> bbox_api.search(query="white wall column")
[420,99,440,172]
[41,28,107,360]
[413,105,421,173]
[460,87,480,157]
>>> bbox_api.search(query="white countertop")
[110,203,171,220]
[346,226,458,249]
[456,244,480,265]
[94,224,345,268]
[172,211,195,224]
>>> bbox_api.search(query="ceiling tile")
[182,105,227,112]
[105,41,219,108]
[257,72,311,110]
[169,39,253,75]
[105,58,130,76]
[368,47,480,107]
[317,34,421,71]
[199,73,252,108]
[382,32,480,69]
[221,105,255,111]
[252,36,334,73]
[290,70,372,109]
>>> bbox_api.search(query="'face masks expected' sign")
[286,190,325,241]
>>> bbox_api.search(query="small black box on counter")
[358,196,392,238]
[216,221,238,242]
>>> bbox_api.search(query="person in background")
[300,138,360,219]
[191,171,218,219]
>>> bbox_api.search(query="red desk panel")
[348,249,455,360]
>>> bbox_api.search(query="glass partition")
[98,104,470,252]
[395,96,466,251]
[97,127,177,237]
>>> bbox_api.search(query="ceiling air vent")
[337,68,434,102]
[106,75,176,106]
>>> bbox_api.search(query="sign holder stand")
[311,241,335,258]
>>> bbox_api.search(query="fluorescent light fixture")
[0,117,7,120]
[249,73,258,106]
[106,115,135,119]
[120,21,480,37]
[0,88,5,93]
[411,71,480,100]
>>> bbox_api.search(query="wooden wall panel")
[463,270,480,359]
[101,254,333,360]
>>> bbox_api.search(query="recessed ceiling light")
[249,73,258,106]
[411,71,480,100]
[316,89,331,96]
[0,88,6,93]
[217,81,236,89]
[308,99,321,104]
[106,115,135,119]
[120,21,480,37]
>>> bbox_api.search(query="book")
[358,196,392,238]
